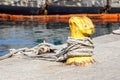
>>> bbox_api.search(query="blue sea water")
[0,22,119,56]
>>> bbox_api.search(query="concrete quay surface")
[0,33,120,80]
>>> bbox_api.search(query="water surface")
[0,22,119,56]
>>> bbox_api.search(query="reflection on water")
[93,23,120,37]
[0,22,119,56]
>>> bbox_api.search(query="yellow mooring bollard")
[66,16,95,66]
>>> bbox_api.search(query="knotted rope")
[0,37,94,62]
[56,37,94,61]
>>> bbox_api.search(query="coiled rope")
[0,37,94,62]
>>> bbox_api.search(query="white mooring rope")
[0,37,94,62]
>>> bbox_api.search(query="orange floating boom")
[0,13,120,23]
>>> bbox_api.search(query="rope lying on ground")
[0,41,57,61]
[0,37,94,62]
